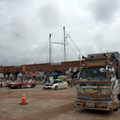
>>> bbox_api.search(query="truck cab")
[74,52,120,111]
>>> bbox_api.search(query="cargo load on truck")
[74,52,120,111]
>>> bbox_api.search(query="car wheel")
[31,84,35,88]
[9,85,11,88]
[55,86,58,90]
[17,84,21,89]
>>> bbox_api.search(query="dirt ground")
[0,85,119,120]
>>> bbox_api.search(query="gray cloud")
[90,0,120,22]
[0,0,120,66]
[38,2,62,28]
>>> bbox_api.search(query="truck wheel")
[114,105,119,111]
[118,94,120,101]
[55,86,58,90]
[17,85,21,89]
[31,84,35,88]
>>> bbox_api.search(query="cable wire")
[67,41,80,60]
[51,29,62,36]
[66,34,82,59]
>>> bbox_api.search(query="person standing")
[70,74,74,87]
[43,76,47,83]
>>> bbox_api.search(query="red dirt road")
[16,102,74,120]
[0,85,120,120]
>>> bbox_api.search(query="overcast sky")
[0,0,120,66]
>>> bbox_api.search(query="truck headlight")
[77,88,85,94]
[101,89,109,95]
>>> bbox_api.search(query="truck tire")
[55,86,58,90]
[118,94,120,101]
[114,105,119,111]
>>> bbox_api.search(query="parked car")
[57,76,66,81]
[10,77,36,89]
[43,79,68,90]
[0,79,7,87]
[6,80,11,87]
[0,80,2,87]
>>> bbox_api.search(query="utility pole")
[49,34,51,63]
[63,27,66,61]
[49,27,66,63]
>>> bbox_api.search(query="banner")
[22,64,26,72]
[35,71,40,77]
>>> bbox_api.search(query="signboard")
[35,71,40,77]
[51,62,61,65]
[86,60,105,67]
[22,64,26,72]
[15,65,21,68]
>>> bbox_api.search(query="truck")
[74,52,120,111]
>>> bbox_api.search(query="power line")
[51,29,62,36]
[49,27,67,63]
[67,41,80,59]
[66,34,82,59]
[48,27,82,62]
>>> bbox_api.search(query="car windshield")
[79,67,108,82]
[23,79,29,82]
[16,78,22,82]
[50,80,58,84]
[57,76,66,80]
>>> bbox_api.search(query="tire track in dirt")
[15,102,75,120]
[0,93,76,101]
[0,118,10,120]
[0,91,14,98]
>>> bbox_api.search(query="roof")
[88,51,120,59]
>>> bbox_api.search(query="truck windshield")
[79,67,108,82]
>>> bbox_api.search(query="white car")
[43,79,68,90]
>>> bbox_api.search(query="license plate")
[27,85,31,87]
[85,101,95,107]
